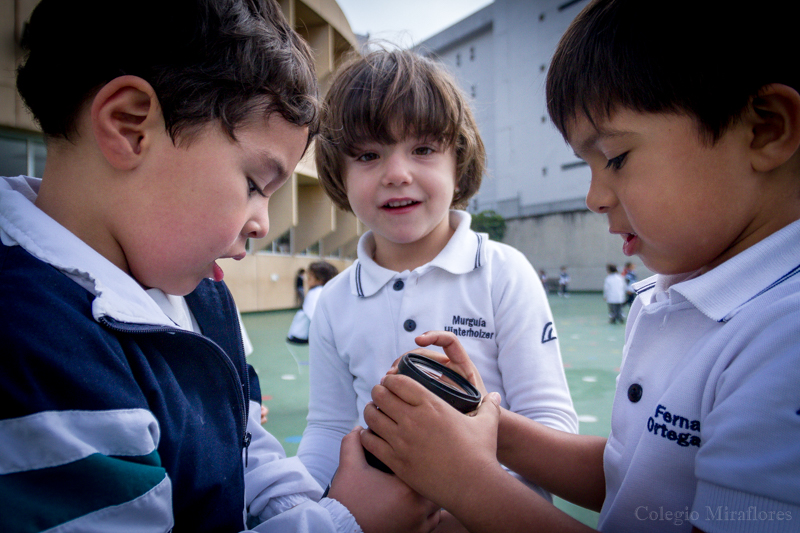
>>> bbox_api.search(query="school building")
[417,0,652,289]
[1,0,646,311]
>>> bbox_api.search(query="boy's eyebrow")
[573,127,632,157]
[255,149,289,182]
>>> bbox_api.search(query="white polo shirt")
[297,210,578,490]
[599,219,800,533]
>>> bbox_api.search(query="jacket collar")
[0,176,175,328]
[632,218,800,322]
[350,210,487,297]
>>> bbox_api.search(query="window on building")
[456,53,461,66]
[561,160,589,171]
[0,131,46,178]
[470,47,475,60]
[471,85,477,98]
[558,0,587,11]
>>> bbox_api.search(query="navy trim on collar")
[355,262,364,298]
[634,280,656,294]
[720,262,800,322]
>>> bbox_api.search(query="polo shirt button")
[393,280,405,291]
[627,383,643,403]
[403,319,416,332]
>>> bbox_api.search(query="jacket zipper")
[99,317,250,463]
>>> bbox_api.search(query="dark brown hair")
[547,0,800,144]
[315,48,485,211]
[17,0,319,144]
[308,261,338,286]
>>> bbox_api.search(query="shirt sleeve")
[691,308,800,532]
[250,499,362,533]
[244,400,363,533]
[0,408,174,532]
[302,286,323,321]
[491,246,579,435]
[296,298,360,490]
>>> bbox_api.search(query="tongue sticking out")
[212,262,224,282]
[622,234,638,256]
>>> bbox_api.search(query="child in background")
[558,266,570,296]
[295,268,306,306]
[602,264,626,324]
[0,1,441,531]
[287,261,339,344]
[362,0,800,531]
[298,48,577,497]
[621,261,637,307]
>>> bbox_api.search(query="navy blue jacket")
[0,243,251,532]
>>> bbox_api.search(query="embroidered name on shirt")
[647,404,701,448]
[444,315,495,339]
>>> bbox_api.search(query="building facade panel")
[419,0,653,289]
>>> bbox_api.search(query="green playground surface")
[242,291,625,528]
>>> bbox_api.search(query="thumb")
[476,392,501,419]
[338,426,366,467]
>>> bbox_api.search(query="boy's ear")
[748,83,800,173]
[90,76,162,170]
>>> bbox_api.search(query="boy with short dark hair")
[362,1,800,531]
[0,1,440,531]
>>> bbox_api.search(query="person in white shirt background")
[602,264,627,324]
[287,261,339,344]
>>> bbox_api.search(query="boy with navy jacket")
[0,1,440,531]
[362,1,800,531]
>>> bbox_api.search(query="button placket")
[397,274,417,334]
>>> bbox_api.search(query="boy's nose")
[244,205,269,239]
[382,153,413,186]
[585,175,617,214]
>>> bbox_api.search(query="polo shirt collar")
[637,218,800,322]
[350,210,487,297]
[0,175,177,328]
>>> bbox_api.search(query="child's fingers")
[414,331,487,394]
[402,347,450,366]
[358,425,390,465]
[377,373,446,408]
[371,375,431,419]
[414,331,470,364]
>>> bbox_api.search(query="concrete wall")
[504,210,653,291]
[219,254,351,312]
[0,0,38,131]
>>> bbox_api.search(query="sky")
[334,0,493,48]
